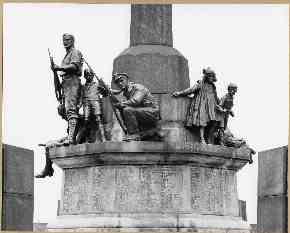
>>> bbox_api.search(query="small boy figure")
[216,83,238,145]
[82,68,106,142]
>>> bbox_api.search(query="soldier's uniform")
[60,47,83,143]
[120,81,160,135]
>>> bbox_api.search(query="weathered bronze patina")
[112,73,161,141]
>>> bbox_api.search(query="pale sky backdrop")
[3,4,289,224]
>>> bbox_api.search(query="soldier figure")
[51,33,83,145]
[82,68,106,142]
[112,73,160,141]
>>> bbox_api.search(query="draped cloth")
[184,81,219,127]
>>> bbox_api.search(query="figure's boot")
[96,116,106,142]
[63,118,78,146]
[98,123,107,142]
[200,127,206,144]
[35,148,54,178]
[218,128,225,146]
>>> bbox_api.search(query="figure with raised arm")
[172,67,220,144]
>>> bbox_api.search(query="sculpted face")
[228,88,237,96]
[116,76,128,90]
[63,35,74,49]
[204,74,216,83]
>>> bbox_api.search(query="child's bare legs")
[199,126,206,144]
[96,115,107,142]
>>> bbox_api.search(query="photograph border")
[0,1,289,233]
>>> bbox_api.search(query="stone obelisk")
[113,4,198,144]
[47,5,252,232]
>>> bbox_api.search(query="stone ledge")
[118,45,184,57]
[49,142,251,170]
[47,213,250,231]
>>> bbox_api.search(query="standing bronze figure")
[216,83,237,145]
[172,67,220,144]
[82,68,106,142]
[51,33,83,145]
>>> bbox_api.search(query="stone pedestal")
[47,142,252,232]
[47,4,252,233]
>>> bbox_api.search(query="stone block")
[59,165,239,216]
[48,141,253,231]
[48,213,249,231]
[258,146,287,197]
[113,45,190,94]
[158,94,189,122]
[257,195,287,233]
[2,144,34,194]
[2,192,33,230]
[250,224,257,233]
[49,142,252,170]
[33,223,48,231]
[2,144,34,231]
[160,121,199,146]
[239,200,247,221]
[130,5,173,46]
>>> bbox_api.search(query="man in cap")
[51,33,83,145]
[111,73,160,141]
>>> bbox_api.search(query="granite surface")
[258,146,287,197]
[130,5,173,47]
[257,146,288,233]
[48,213,249,231]
[48,141,251,231]
[49,141,252,170]
[2,144,34,231]
[257,195,287,233]
[3,144,34,194]
[113,45,189,94]
[59,165,238,216]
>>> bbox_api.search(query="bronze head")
[112,73,130,90]
[62,33,75,49]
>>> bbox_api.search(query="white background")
[3,4,289,224]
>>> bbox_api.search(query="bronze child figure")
[215,83,238,144]
[82,68,107,142]
[172,67,220,144]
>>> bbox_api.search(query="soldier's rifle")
[48,48,62,103]
[83,59,128,135]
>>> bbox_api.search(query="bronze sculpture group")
[36,34,254,178]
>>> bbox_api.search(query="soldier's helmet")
[112,72,130,83]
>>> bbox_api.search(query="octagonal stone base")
[112,45,190,94]
[47,142,251,232]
